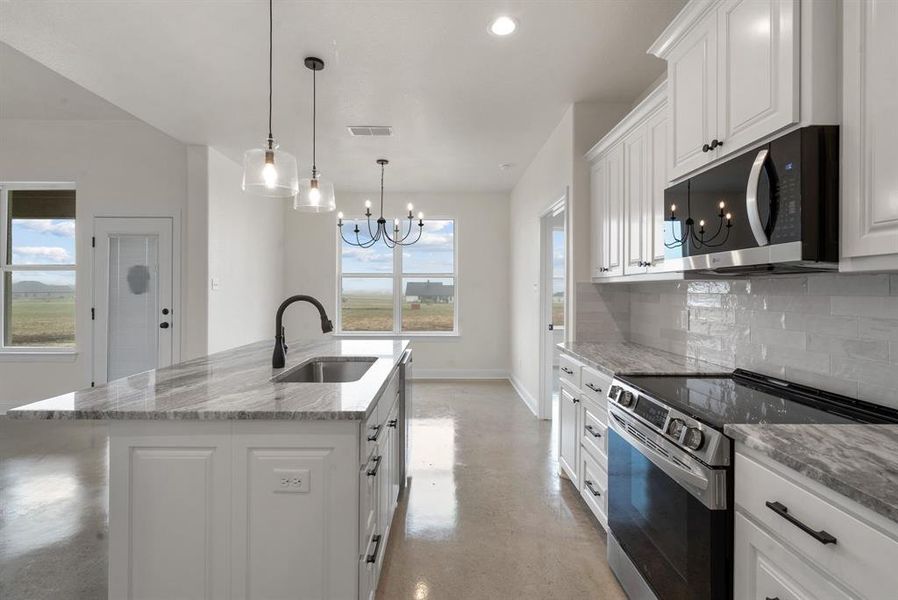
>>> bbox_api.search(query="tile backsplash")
[577,274,898,409]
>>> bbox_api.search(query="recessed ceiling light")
[489,16,517,36]
[499,162,515,171]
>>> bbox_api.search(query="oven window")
[608,430,729,600]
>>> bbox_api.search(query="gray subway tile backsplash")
[576,272,898,409]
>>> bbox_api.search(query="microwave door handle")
[746,148,770,247]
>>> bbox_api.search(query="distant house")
[11,280,75,299]
[405,280,454,303]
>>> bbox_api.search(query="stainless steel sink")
[273,357,376,383]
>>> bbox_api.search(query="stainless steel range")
[604,370,898,600]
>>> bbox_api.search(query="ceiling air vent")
[347,126,393,137]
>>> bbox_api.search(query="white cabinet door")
[624,126,649,275]
[590,158,607,278]
[558,385,580,487]
[668,14,718,180]
[717,0,798,159]
[646,109,670,270]
[841,0,898,267]
[604,144,625,277]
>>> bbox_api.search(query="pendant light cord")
[267,0,273,147]
[379,162,385,217]
[312,67,317,177]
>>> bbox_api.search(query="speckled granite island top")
[558,341,730,377]
[8,339,409,421]
[726,424,898,524]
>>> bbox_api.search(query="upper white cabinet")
[587,84,667,281]
[840,0,898,271]
[651,0,799,181]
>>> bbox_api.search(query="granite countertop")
[558,341,730,377]
[726,424,898,524]
[8,339,409,421]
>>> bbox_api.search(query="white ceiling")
[0,0,684,192]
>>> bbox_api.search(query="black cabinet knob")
[159,322,170,329]
[710,138,723,149]
[702,143,711,153]
[162,308,170,315]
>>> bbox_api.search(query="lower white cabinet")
[109,368,405,600]
[558,382,581,487]
[734,447,898,600]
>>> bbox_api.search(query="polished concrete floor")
[0,381,624,599]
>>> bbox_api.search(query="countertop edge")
[557,342,730,378]
[725,424,898,525]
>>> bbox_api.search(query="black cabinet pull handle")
[572,396,580,404]
[585,383,602,393]
[387,419,398,428]
[365,534,382,564]
[766,597,780,600]
[367,424,382,442]
[561,367,574,375]
[584,480,601,497]
[765,501,837,545]
[585,424,602,438]
[366,455,382,477]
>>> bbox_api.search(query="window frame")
[336,216,459,337]
[0,182,79,357]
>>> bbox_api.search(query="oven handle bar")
[746,148,771,247]
[608,405,727,510]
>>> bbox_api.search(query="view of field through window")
[3,189,76,347]
[340,219,455,332]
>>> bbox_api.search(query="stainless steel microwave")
[662,126,839,274]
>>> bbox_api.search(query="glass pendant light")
[294,57,336,212]
[242,0,298,198]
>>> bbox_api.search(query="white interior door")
[93,217,173,384]
[539,200,566,421]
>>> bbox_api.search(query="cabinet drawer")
[735,452,898,599]
[581,407,607,469]
[580,449,607,529]
[559,354,582,389]
[581,366,611,404]
[734,511,852,600]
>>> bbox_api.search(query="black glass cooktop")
[619,369,898,431]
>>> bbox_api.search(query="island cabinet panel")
[108,423,232,600]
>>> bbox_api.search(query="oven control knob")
[618,391,635,407]
[667,418,686,439]
[683,427,704,451]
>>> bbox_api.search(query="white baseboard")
[508,374,539,417]
[412,368,508,380]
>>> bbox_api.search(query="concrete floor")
[0,381,624,599]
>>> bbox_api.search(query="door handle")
[746,148,771,246]
[548,323,554,331]
[585,424,602,438]
[561,367,574,375]
[765,501,837,545]
[159,322,170,329]
[367,425,382,442]
[585,383,602,393]
[366,455,382,477]
[365,534,382,564]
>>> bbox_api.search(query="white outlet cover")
[272,468,311,493]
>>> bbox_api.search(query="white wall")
[508,103,628,414]
[206,147,284,353]
[282,191,510,377]
[0,118,196,412]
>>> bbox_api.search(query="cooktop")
[618,369,898,431]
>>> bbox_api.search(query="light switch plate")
[273,468,311,493]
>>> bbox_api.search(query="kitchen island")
[9,339,412,600]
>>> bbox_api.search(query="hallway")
[376,381,624,599]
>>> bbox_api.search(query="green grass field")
[8,296,76,346]
[341,294,454,332]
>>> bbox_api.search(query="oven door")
[607,406,731,600]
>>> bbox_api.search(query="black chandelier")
[338,159,424,248]
[665,200,733,249]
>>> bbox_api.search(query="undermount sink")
[273,357,376,383]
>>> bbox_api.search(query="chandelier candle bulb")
[669,204,677,220]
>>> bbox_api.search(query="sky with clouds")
[9,218,76,287]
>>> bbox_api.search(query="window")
[0,184,77,351]
[338,218,456,335]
